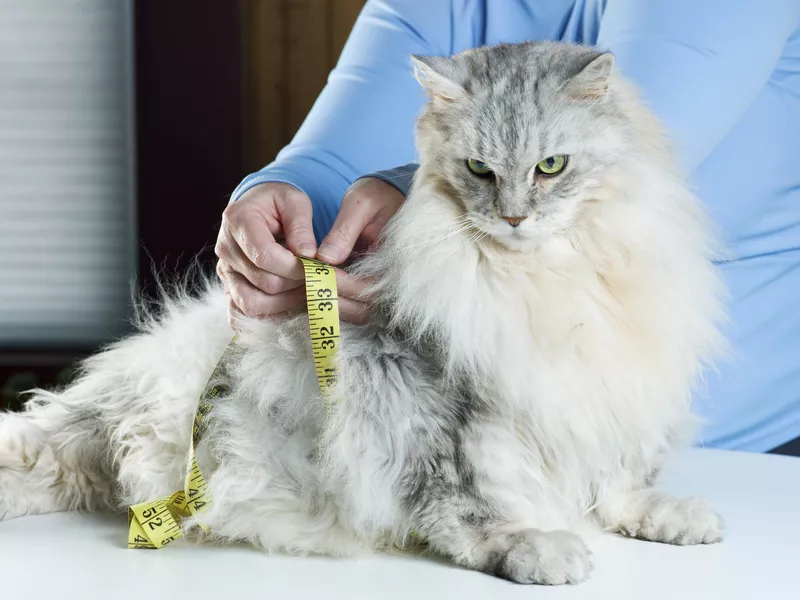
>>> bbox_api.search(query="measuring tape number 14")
[127,256,340,549]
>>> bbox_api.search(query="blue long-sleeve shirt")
[231,0,800,453]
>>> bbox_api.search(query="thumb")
[317,195,378,265]
[276,191,317,258]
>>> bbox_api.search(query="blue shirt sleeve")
[596,0,800,172]
[230,0,454,242]
[356,162,418,197]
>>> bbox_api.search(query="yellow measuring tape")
[128,256,340,549]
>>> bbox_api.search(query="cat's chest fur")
[453,249,657,394]
[449,258,688,521]
[444,246,690,479]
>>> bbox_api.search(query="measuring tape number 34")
[127,256,340,549]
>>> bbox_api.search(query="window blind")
[0,0,136,348]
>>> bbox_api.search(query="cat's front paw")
[615,493,724,545]
[497,529,593,585]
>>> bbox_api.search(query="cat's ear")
[410,55,465,103]
[565,52,614,100]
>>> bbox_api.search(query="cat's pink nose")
[502,216,528,228]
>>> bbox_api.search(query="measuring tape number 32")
[302,258,340,401]
[127,256,340,549]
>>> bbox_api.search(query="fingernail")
[297,244,316,258]
[317,243,341,262]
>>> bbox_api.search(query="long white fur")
[1,42,726,584]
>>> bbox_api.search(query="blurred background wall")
[0,0,365,410]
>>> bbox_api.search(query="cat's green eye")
[466,158,493,177]
[536,155,568,176]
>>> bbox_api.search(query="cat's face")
[412,42,631,250]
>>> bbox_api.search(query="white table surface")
[2,448,799,600]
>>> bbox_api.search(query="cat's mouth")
[496,228,541,251]
[470,218,541,251]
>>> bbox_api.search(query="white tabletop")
[2,448,799,600]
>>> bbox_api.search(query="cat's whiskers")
[402,217,476,250]
[401,226,472,251]
[440,226,489,260]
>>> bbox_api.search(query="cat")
[0,41,726,585]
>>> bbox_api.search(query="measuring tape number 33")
[127,256,340,549]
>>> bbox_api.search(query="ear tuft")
[565,52,614,99]
[410,54,464,103]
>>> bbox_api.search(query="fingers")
[275,191,317,258]
[334,268,372,324]
[216,186,310,318]
[216,231,303,295]
[218,262,306,319]
[352,179,405,250]
[318,177,405,264]
[333,267,373,304]
[221,261,369,325]
[220,202,305,282]
[338,296,370,324]
[317,186,382,265]
[226,297,244,331]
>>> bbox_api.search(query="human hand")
[215,178,403,327]
[215,182,317,328]
[316,177,405,323]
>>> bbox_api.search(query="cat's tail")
[0,379,116,522]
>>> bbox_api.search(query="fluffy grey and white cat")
[0,41,726,585]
